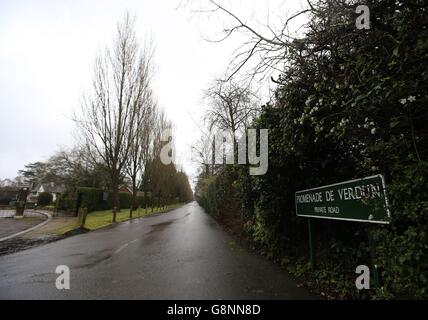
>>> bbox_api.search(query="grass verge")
[54,203,184,234]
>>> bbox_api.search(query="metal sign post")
[307,218,316,270]
[367,226,381,288]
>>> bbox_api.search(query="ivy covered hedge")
[196,0,427,299]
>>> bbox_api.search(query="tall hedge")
[56,193,76,212]
[57,189,156,213]
[76,187,134,213]
[38,192,53,206]
[77,187,103,212]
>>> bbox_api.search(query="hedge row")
[56,188,155,213]
[38,192,53,206]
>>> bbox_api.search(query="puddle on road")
[145,211,191,236]
[73,249,113,269]
[146,221,174,236]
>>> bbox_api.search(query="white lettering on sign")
[296,192,323,204]
[325,190,334,201]
[328,206,339,214]
[338,183,381,201]
[314,206,326,213]
[297,183,382,204]
[295,175,390,223]
[314,206,340,215]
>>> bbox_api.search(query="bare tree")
[146,110,175,210]
[203,79,259,167]
[124,42,155,218]
[186,0,312,82]
[139,102,158,213]
[191,132,215,177]
[54,147,111,190]
[75,13,150,222]
[204,79,258,140]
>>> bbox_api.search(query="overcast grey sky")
[0,0,305,184]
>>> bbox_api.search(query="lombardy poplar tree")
[75,13,150,222]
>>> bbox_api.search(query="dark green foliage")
[117,193,132,210]
[56,190,154,213]
[0,188,17,205]
[60,185,185,214]
[146,159,194,207]
[196,166,241,220]
[76,187,133,213]
[138,192,153,208]
[175,171,194,203]
[56,192,76,212]
[37,192,53,206]
[77,187,104,212]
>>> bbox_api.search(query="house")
[119,185,144,197]
[119,185,133,194]
[27,182,66,203]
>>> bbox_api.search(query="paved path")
[0,202,316,299]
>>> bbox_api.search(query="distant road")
[0,202,315,299]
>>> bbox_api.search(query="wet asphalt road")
[0,202,315,299]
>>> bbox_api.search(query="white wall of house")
[27,185,58,203]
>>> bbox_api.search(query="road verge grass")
[54,203,184,234]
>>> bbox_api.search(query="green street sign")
[295,175,390,224]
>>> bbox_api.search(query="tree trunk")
[112,174,120,222]
[143,190,147,214]
[130,175,138,218]
[79,207,88,229]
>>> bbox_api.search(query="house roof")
[119,185,132,193]
[34,183,66,194]
[119,186,144,197]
